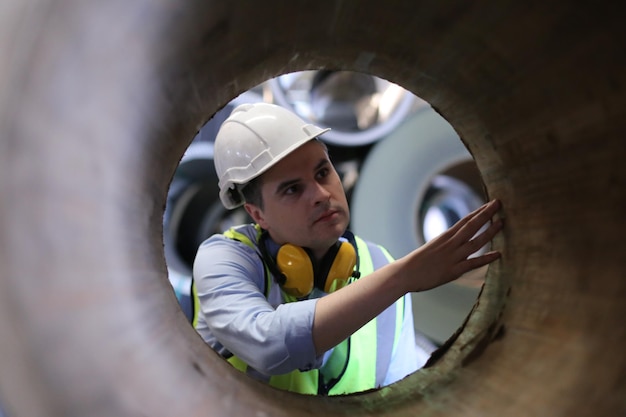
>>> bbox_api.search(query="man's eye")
[317,168,329,178]
[284,185,300,195]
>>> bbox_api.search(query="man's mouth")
[314,209,339,224]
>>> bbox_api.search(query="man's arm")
[312,199,503,355]
[194,235,322,374]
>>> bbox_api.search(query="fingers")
[465,217,504,255]
[452,199,502,244]
[454,250,501,276]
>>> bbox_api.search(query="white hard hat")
[214,102,330,209]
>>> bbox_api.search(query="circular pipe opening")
[2,2,624,417]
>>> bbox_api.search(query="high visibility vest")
[192,224,406,395]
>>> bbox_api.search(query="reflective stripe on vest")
[193,224,405,395]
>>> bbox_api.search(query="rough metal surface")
[1,1,625,416]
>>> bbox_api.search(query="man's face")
[244,140,350,259]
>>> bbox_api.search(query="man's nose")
[311,182,331,205]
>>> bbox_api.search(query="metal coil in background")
[268,70,417,147]
[350,106,488,345]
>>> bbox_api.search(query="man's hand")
[398,199,504,293]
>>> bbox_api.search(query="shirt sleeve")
[192,234,322,375]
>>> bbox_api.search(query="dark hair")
[241,175,263,209]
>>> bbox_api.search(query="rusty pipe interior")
[0,1,625,416]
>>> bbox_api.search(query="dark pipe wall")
[1,1,625,416]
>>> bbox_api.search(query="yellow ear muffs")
[276,244,315,298]
[323,241,357,293]
[276,240,358,298]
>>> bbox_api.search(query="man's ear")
[244,203,269,229]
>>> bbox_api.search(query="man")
[192,102,503,395]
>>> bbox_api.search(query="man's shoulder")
[197,224,261,254]
[194,225,265,278]
[224,223,262,245]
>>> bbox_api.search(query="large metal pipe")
[1,1,624,417]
